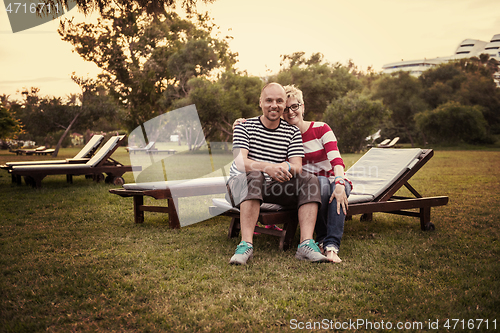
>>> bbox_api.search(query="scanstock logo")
[3,0,76,33]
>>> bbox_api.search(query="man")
[227,82,328,265]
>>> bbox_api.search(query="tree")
[371,71,427,146]
[271,53,363,121]
[419,56,500,133]
[59,5,236,132]
[0,103,23,142]
[11,82,118,156]
[48,75,119,156]
[172,71,262,149]
[415,101,494,145]
[44,0,215,16]
[323,91,388,153]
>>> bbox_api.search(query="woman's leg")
[323,181,352,262]
[314,176,331,246]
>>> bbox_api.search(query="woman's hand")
[232,118,247,130]
[330,184,348,215]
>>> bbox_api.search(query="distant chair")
[126,141,156,154]
[378,137,400,148]
[376,139,391,147]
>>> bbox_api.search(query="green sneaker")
[229,241,254,265]
[295,239,329,262]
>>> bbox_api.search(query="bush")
[415,101,494,145]
[323,92,388,153]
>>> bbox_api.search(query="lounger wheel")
[112,176,125,186]
[424,222,435,231]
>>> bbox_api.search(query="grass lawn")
[0,147,499,332]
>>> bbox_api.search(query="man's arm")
[233,148,300,183]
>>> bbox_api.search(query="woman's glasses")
[284,103,302,113]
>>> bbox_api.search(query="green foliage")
[371,71,428,146]
[59,6,236,132]
[174,71,262,145]
[45,0,215,16]
[419,56,500,133]
[0,102,23,140]
[415,101,494,145]
[272,52,363,120]
[323,91,388,153]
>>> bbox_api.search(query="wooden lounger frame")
[213,149,448,250]
[10,136,134,188]
[109,149,448,251]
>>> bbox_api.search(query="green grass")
[0,148,499,332]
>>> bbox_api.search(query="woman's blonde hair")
[284,84,304,104]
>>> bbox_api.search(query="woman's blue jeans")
[315,176,352,252]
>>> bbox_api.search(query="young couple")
[227,82,351,265]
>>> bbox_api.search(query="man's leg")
[240,199,261,244]
[227,171,265,265]
[264,172,328,263]
[298,202,318,243]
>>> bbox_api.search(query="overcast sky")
[1,0,499,99]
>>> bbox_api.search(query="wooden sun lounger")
[9,135,136,188]
[109,177,228,229]
[1,135,104,171]
[11,146,47,155]
[2,135,105,184]
[209,148,449,250]
[126,141,157,154]
[378,137,400,148]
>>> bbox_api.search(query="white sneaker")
[295,240,329,263]
[229,241,254,265]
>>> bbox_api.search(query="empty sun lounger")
[378,137,400,148]
[209,148,448,250]
[11,146,47,155]
[126,141,157,154]
[1,135,104,171]
[9,135,137,188]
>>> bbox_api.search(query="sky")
[1,0,499,100]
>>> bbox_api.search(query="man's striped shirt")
[229,117,304,181]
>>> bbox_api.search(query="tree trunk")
[52,113,80,157]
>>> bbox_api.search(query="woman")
[282,85,351,263]
[233,85,351,262]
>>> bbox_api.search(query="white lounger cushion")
[346,148,422,200]
[73,134,105,159]
[123,176,227,191]
[5,135,104,168]
[87,135,123,167]
[211,148,423,210]
[11,136,123,171]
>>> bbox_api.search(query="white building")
[382,34,500,85]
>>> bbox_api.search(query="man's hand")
[265,162,292,182]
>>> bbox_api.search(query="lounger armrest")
[66,158,90,164]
